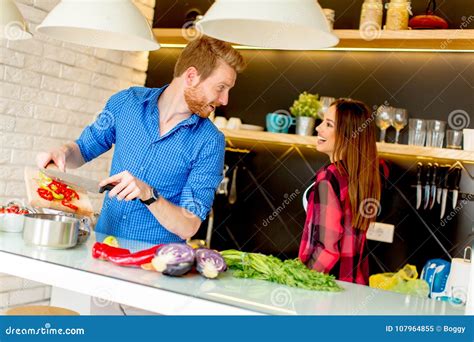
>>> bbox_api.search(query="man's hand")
[36,148,67,172]
[100,171,151,201]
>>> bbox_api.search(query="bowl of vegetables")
[0,201,35,233]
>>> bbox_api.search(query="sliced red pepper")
[37,188,54,201]
[91,242,163,267]
[61,200,78,211]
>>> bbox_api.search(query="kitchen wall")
[0,0,156,313]
[146,48,473,274]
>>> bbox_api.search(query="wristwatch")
[140,187,160,206]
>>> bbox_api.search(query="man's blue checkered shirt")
[76,86,225,244]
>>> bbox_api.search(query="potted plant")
[290,92,321,136]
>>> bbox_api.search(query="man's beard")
[184,85,219,118]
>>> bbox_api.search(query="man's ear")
[184,66,200,87]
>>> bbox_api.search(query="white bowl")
[0,214,26,233]
[241,124,264,131]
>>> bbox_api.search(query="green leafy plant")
[289,91,321,118]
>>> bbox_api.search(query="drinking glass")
[319,96,336,117]
[375,105,393,142]
[425,120,446,148]
[392,108,408,144]
[408,119,427,146]
[446,130,463,149]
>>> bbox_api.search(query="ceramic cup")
[226,117,242,130]
[213,116,227,129]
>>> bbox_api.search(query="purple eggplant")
[152,243,195,277]
[195,248,227,279]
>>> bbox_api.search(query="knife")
[440,168,449,219]
[41,168,115,194]
[451,167,462,210]
[416,162,423,210]
[436,167,444,205]
[429,163,438,210]
[423,163,432,210]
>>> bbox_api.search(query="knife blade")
[416,162,423,210]
[429,163,438,210]
[451,167,462,210]
[423,163,432,210]
[436,167,443,205]
[440,168,449,219]
[41,168,114,194]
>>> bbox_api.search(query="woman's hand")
[100,171,151,201]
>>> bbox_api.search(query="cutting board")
[24,167,94,217]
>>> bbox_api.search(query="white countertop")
[0,231,465,315]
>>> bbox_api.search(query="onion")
[195,248,227,279]
[152,243,195,277]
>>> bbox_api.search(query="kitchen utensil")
[408,118,427,146]
[423,163,432,210]
[240,124,264,131]
[425,120,446,148]
[392,107,408,144]
[216,165,229,196]
[409,0,448,29]
[440,168,449,218]
[24,167,94,217]
[375,105,393,142]
[463,129,474,151]
[415,162,423,209]
[41,168,114,194]
[22,213,91,249]
[451,166,462,209]
[444,247,471,305]
[446,130,463,149]
[420,258,451,299]
[429,163,438,210]
[436,167,444,205]
[228,166,238,205]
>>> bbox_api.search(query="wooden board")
[24,167,94,217]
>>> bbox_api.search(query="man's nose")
[218,92,229,106]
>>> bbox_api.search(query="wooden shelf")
[153,28,474,51]
[221,128,474,163]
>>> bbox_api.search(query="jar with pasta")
[359,0,383,31]
[385,0,412,30]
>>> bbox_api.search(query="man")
[36,36,246,244]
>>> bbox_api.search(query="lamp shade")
[36,0,160,51]
[0,0,32,40]
[197,0,339,50]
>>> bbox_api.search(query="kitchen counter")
[0,231,465,315]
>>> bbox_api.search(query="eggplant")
[152,243,195,276]
[195,248,227,279]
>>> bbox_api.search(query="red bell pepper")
[92,242,163,267]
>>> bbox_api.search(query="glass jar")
[323,8,335,30]
[385,0,412,30]
[359,0,383,31]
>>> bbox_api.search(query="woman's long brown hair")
[332,99,381,231]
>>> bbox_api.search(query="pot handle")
[77,217,91,244]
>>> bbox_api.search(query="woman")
[299,99,384,285]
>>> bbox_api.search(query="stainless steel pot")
[22,213,91,249]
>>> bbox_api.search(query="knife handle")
[99,184,115,193]
[425,163,432,185]
[431,163,438,185]
[452,167,462,191]
[416,162,423,184]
